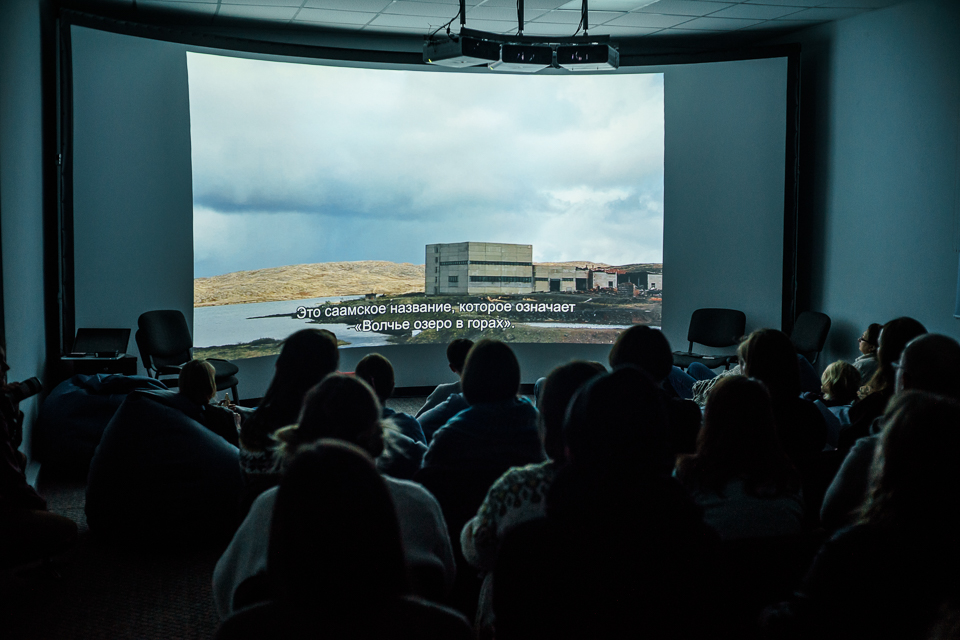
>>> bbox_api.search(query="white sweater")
[212,475,456,619]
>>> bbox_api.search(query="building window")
[448,276,458,282]
[439,260,468,266]
[469,276,533,284]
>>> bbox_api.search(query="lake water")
[193,296,393,348]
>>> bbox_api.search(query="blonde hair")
[179,359,216,405]
[821,360,861,404]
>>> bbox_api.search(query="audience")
[676,375,804,540]
[494,366,720,640]
[821,333,960,531]
[237,328,339,504]
[416,338,473,424]
[461,360,604,635]
[852,322,882,384]
[0,345,78,569]
[177,359,241,447]
[608,325,703,456]
[215,440,472,640]
[840,316,926,450]
[819,360,861,407]
[214,374,455,618]
[763,391,960,639]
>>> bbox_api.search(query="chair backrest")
[136,310,193,372]
[686,308,746,349]
[791,311,832,361]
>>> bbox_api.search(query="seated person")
[676,376,804,540]
[0,347,78,569]
[852,322,882,383]
[238,329,339,505]
[214,440,471,640]
[417,341,476,444]
[355,353,426,444]
[178,359,241,447]
[416,338,473,425]
[213,374,455,619]
[461,360,604,635]
[608,326,703,457]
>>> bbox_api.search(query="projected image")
[188,53,664,359]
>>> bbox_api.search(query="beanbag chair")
[85,389,243,544]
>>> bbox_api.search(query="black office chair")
[791,311,831,365]
[672,308,747,371]
[135,309,240,401]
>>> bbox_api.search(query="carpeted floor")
[0,397,428,640]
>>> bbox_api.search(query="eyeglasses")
[858,337,874,345]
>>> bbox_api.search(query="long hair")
[737,329,801,400]
[268,440,408,610]
[860,317,926,398]
[273,374,385,463]
[860,391,960,530]
[538,361,606,461]
[461,339,520,405]
[676,375,799,498]
[241,329,339,451]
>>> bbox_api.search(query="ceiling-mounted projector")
[489,44,553,73]
[423,34,500,67]
[556,43,619,71]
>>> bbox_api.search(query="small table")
[60,354,138,377]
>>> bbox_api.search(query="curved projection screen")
[187,53,664,361]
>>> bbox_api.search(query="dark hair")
[274,374,384,460]
[354,353,394,403]
[897,334,960,400]
[539,361,606,461]
[563,366,670,475]
[268,440,408,609]
[446,338,474,373]
[862,317,926,398]
[821,360,861,404]
[241,329,340,451]
[676,376,799,498]
[861,391,960,530]
[178,359,216,405]
[863,323,883,347]
[737,329,801,399]
[608,325,674,383]
[461,339,520,405]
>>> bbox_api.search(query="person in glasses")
[852,323,882,386]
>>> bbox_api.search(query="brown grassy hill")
[194,261,425,307]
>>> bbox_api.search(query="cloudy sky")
[187,53,664,278]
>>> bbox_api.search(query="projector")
[489,44,553,73]
[556,44,620,71]
[423,34,500,67]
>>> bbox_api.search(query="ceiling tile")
[588,24,663,36]
[368,12,438,26]
[743,0,824,7]
[670,16,763,29]
[383,1,460,17]
[605,12,694,27]
[295,8,377,24]
[466,5,549,22]
[216,5,300,19]
[514,21,587,35]
[137,0,218,12]
[479,0,567,8]
[776,6,866,20]
[634,0,733,16]
[458,18,520,33]
[708,4,806,19]
[819,0,904,6]
[304,0,393,10]
[533,9,625,23]
[219,0,301,6]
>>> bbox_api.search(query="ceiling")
[85,0,906,36]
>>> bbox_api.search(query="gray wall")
[790,0,960,368]
[0,0,46,462]
[662,57,788,353]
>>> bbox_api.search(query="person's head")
[821,360,861,404]
[737,329,801,398]
[859,323,882,355]
[268,440,408,609]
[862,391,960,529]
[563,366,669,475]
[895,333,960,399]
[461,339,520,405]
[446,338,474,376]
[354,353,394,404]
[608,325,673,383]
[864,317,927,395]
[274,374,385,461]
[677,375,796,495]
[538,361,606,461]
[178,359,217,405]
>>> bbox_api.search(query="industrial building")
[426,242,534,295]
